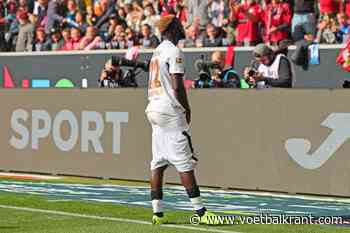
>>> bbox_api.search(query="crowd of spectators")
[1,0,350,52]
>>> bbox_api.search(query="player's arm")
[169,48,191,124]
[172,74,191,124]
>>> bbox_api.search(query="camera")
[247,68,258,77]
[194,55,221,88]
[99,56,150,88]
[111,56,149,72]
[194,57,221,79]
[99,68,119,88]
[343,80,350,88]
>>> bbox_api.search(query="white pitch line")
[0,204,242,233]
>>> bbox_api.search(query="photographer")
[99,58,138,88]
[194,51,241,88]
[99,59,123,88]
[244,43,293,88]
[211,51,242,88]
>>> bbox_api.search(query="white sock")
[152,199,163,213]
[190,197,204,211]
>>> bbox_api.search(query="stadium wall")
[0,45,349,89]
[1,89,350,197]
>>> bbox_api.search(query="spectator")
[114,23,125,36]
[64,10,88,33]
[49,27,64,50]
[291,0,317,42]
[108,11,127,28]
[94,0,109,17]
[117,7,127,20]
[33,26,50,51]
[77,11,88,32]
[123,3,133,17]
[142,3,160,30]
[179,24,203,48]
[66,0,77,22]
[203,23,224,47]
[4,0,347,52]
[61,27,81,50]
[71,27,82,48]
[103,15,118,41]
[16,10,34,52]
[45,0,65,34]
[86,5,98,26]
[125,27,138,47]
[175,0,187,25]
[6,0,17,22]
[139,23,159,48]
[263,0,292,45]
[32,0,48,27]
[229,0,262,46]
[18,0,29,12]
[109,25,127,49]
[208,0,227,27]
[343,0,350,20]
[221,22,235,45]
[4,13,19,51]
[79,25,102,50]
[319,0,340,19]
[187,0,210,31]
[116,31,127,49]
[336,13,350,43]
[60,27,73,50]
[126,0,144,32]
[316,15,338,44]
[0,0,6,51]
[95,0,119,30]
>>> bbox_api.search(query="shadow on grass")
[0,226,20,229]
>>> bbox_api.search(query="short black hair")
[161,17,184,41]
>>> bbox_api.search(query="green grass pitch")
[0,177,349,233]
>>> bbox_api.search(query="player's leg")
[179,170,220,225]
[147,112,171,224]
[178,170,207,217]
[171,130,207,217]
[173,131,220,225]
[151,165,168,224]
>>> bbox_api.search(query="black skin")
[151,18,198,203]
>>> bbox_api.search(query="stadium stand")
[0,0,349,52]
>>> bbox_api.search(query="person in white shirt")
[146,14,217,225]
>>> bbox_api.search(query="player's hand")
[186,110,191,125]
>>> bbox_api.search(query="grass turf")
[0,179,350,233]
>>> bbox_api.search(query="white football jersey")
[145,40,186,115]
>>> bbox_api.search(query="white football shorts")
[146,111,197,172]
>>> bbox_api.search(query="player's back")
[145,40,185,116]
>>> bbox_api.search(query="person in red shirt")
[176,1,187,25]
[336,38,350,71]
[60,28,72,51]
[229,0,262,46]
[340,0,350,20]
[160,0,179,14]
[319,0,340,18]
[263,0,292,45]
[61,27,81,51]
